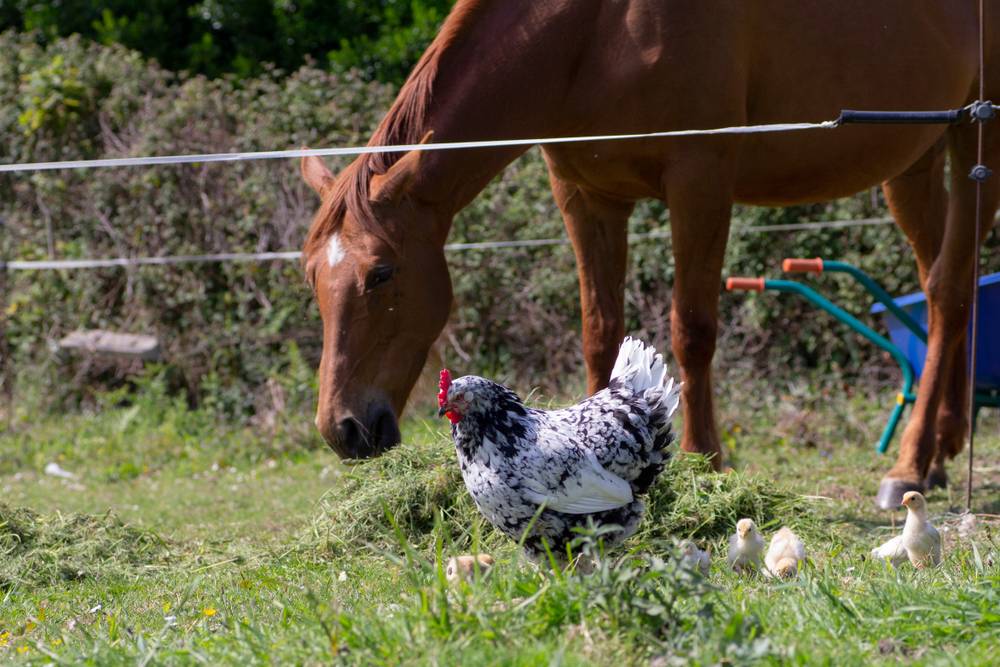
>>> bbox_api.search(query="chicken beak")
[437,406,448,417]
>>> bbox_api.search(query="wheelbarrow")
[726,258,1000,453]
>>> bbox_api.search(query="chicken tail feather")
[611,337,681,424]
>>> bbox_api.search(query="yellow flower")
[202,607,217,618]
[51,638,63,646]
[17,645,29,654]
[0,631,9,647]
[24,622,36,633]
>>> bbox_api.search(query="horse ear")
[301,152,335,197]
[369,131,434,206]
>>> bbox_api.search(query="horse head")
[300,136,451,459]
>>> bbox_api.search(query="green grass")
[1,381,998,665]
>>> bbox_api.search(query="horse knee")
[925,272,971,336]
[935,408,967,458]
[582,322,621,384]
[671,309,718,370]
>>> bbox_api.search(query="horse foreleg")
[665,156,735,470]
[877,125,1000,508]
[549,175,635,394]
[926,341,969,489]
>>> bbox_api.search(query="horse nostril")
[370,408,401,454]
[322,411,399,459]
[339,418,362,452]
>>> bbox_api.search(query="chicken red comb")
[438,369,452,408]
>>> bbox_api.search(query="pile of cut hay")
[0,504,169,589]
[303,438,816,559]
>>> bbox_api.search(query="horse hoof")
[875,477,924,510]
[924,466,948,490]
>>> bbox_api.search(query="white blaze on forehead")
[326,233,346,267]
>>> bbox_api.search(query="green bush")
[2,32,998,419]
[0,1,454,82]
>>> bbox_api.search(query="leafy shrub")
[2,32,998,419]
[0,1,454,82]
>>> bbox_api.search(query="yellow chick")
[871,491,941,568]
[679,540,711,576]
[728,518,765,574]
[899,491,941,568]
[445,554,495,584]
[764,527,805,578]
[869,534,908,567]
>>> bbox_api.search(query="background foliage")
[0,0,453,82]
[1,27,998,420]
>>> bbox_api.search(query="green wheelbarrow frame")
[726,258,997,454]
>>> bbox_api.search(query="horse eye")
[364,265,396,292]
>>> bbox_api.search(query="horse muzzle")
[316,403,401,459]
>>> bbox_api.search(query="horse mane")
[303,0,484,265]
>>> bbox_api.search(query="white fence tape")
[0,121,838,173]
[5,216,896,272]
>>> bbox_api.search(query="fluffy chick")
[870,535,907,567]
[871,491,941,568]
[764,527,805,578]
[899,491,941,568]
[728,518,765,574]
[679,540,711,576]
[445,554,495,584]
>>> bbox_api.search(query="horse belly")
[733,126,946,205]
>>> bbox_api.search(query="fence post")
[0,215,11,430]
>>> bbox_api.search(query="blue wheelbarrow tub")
[871,272,1000,391]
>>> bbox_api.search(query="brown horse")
[301,0,999,508]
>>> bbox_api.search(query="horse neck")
[406,0,591,218]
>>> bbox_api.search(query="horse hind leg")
[879,139,960,495]
[877,127,1000,509]
[926,124,1000,491]
[926,348,968,489]
[928,114,1000,486]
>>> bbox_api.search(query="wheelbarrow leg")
[877,400,907,454]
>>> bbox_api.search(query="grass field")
[1,378,999,665]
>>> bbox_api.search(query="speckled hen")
[438,338,681,559]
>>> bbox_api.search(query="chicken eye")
[364,264,395,292]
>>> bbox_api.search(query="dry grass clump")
[303,440,818,559]
[0,504,169,589]
[302,437,496,557]
[642,454,817,545]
